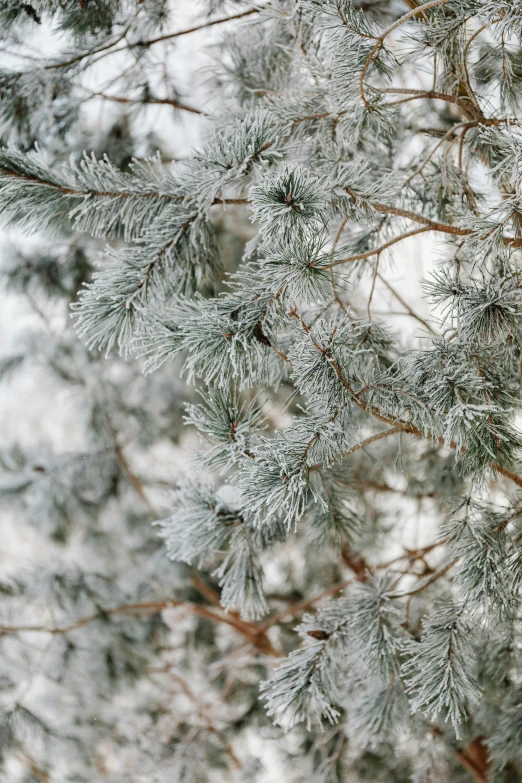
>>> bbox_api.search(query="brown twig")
[135,7,264,47]
[431,726,490,783]
[166,672,242,769]
[0,599,279,655]
[85,90,205,115]
[359,0,453,109]
[114,444,153,510]
[0,164,249,205]
[191,570,222,606]
[291,308,522,490]
[3,163,522,248]
[380,87,483,119]
[403,121,471,186]
[456,737,491,783]
[308,426,402,472]
[45,26,131,70]
[323,226,434,269]
[377,271,437,334]
[367,252,380,320]
[46,7,264,71]
[389,557,458,597]
[260,579,353,629]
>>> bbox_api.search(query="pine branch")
[291,307,522,488]
[136,6,266,48]
[323,226,434,269]
[381,88,485,118]
[114,444,153,511]
[308,426,402,472]
[377,272,437,334]
[0,598,279,655]
[359,0,453,108]
[4,0,522,775]
[85,90,206,115]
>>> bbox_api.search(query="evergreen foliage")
[3,0,522,781]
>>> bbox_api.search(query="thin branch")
[308,426,402,472]
[403,121,470,186]
[18,751,51,783]
[456,737,491,783]
[359,0,453,109]
[166,672,242,769]
[0,599,279,655]
[262,538,450,630]
[135,6,264,48]
[495,464,522,489]
[85,89,206,115]
[291,88,500,126]
[44,27,130,70]
[261,579,353,629]
[191,570,222,606]
[114,444,153,510]
[363,196,522,248]
[45,7,265,72]
[377,539,447,570]
[389,557,458,597]
[0,163,248,205]
[323,226,433,269]
[367,252,380,319]
[380,87,484,118]
[291,309,522,490]
[377,271,437,334]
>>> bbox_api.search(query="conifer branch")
[291,307,522,488]
[3,0,522,776]
[85,90,206,115]
[136,7,265,48]
[323,226,433,269]
[359,0,453,108]
[0,598,279,655]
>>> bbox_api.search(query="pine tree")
[2,0,522,781]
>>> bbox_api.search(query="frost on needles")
[3,0,522,781]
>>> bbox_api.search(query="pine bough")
[2,0,522,780]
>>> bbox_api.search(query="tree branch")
[323,226,434,269]
[136,7,264,48]
[0,598,279,656]
[85,90,205,115]
[292,309,522,490]
[377,271,438,334]
[359,0,453,108]
[308,426,402,472]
